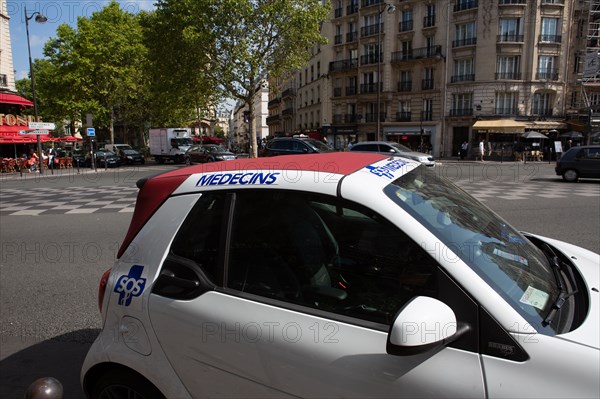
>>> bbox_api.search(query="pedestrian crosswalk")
[0,175,598,216]
[0,186,138,216]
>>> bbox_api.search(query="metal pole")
[376,6,382,141]
[25,6,44,175]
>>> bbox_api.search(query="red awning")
[0,93,34,107]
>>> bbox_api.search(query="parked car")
[184,144,236,165]
[349,141,435,167]
[71,150,87,167]
[119,149,145,165]
[555,145,600,182]
[264,136,334,156]
[93,150,121,168]
[81,153,598,399]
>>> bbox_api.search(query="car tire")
[185,157,192,166]
[562,169,579,182]
[89,368,165,399]
[207,156,215,162]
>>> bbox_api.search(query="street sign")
[28,122,56,130]
[19,129,50,135]
[87,128,96,137]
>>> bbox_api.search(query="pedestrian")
[27,149,39,172]
[348,137,358,150]
[460,141,468,160]
[478,139,485,162]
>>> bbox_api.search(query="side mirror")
[386,296,469,356]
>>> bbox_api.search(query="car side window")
[583,148,600,159]
[169,192,227,282]
[226,190,439,325]
[354,144,378,152]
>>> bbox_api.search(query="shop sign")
[0,114,42,127]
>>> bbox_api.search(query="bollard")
[24,377,63,399]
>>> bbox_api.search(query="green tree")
[151,0,331,157]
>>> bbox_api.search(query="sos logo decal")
[114,265,147,306]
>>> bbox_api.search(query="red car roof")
[117,152,387,258]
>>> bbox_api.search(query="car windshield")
[305,138,334,152]
[205,145,226,153]
[383,167,569,335]
[122,149,138,155]
[390,143,413,152]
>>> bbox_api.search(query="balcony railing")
[361,23,382,37]
[329,58,358,72]
[494,107,520,115]
[499,0,526,4]
[282,88,296,98]
[346,86,357,96]
[542,0,564,4]
[423,15,435,28]
[345,114,359,123]
[346,31,358,42]
[397,81,412,92]
[362,0,383,8]
[421,111,433,121]
[360,82,382,93]
[539,34,562,43]
[333,114,344,124]
[266,115,281,124]
[334,7,342,18]
[497,34,524,42]
[361,53,382,65]
[422,79,434,90]
[365,112,386,123]
[450,74,475,83]
[391,45,442,62]
[334,35,342,45]
[454,0,478,12]
[536,70,559,80]
[268,98,281,108]
[532,109,554,117]
[452,37,477,47]
[399,20,413,32]
[495,72,521,80]
[396,112,412,121]
[449,108,474,116]
[282,108,294,116]
[333,87,343,97]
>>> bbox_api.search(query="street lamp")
[25,6,48,174]
[376,2,396,141]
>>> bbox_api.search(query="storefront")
[325,125,358,150]
[472,119,527,160]
[383,126,436,153]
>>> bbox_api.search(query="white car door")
[148,190,486,398]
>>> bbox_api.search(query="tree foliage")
[150,0,331,156]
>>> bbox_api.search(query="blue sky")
[8,1,156,80]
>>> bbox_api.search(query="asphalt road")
[0,161,598,398]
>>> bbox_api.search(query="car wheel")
[207,156,215,163]
[562,169,579,182]
[90,369,165,399]
[185,157,192,166]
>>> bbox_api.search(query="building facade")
[268,0,598,157]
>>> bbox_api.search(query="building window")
[422,98,433,121]
[537,55,558,80]
[398,70,412,91]
[496,56,521,80]
[495,92,518,115]
[454,22,477,47]
[399,9,413,32]
[540,18,560,42]
[452,58,475,82]
[451,93,473,116]
[498,18,522,42]
[532,92,553,116]
[422,67,434,90]
[424,3,435,27]
[398,100,411,121]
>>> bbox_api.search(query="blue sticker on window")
[114,265,147,306]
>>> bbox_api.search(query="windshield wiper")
[541,244,578,327]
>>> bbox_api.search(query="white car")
[349,141,436,167]
[81,153,599,399]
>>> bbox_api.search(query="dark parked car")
[349,141,436,167]
[93,150,122,168]
[184,144,236,165]
[120,149,145,165]
[71,151,87,167]
[555,145,600,182]
[264,136,334,156]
